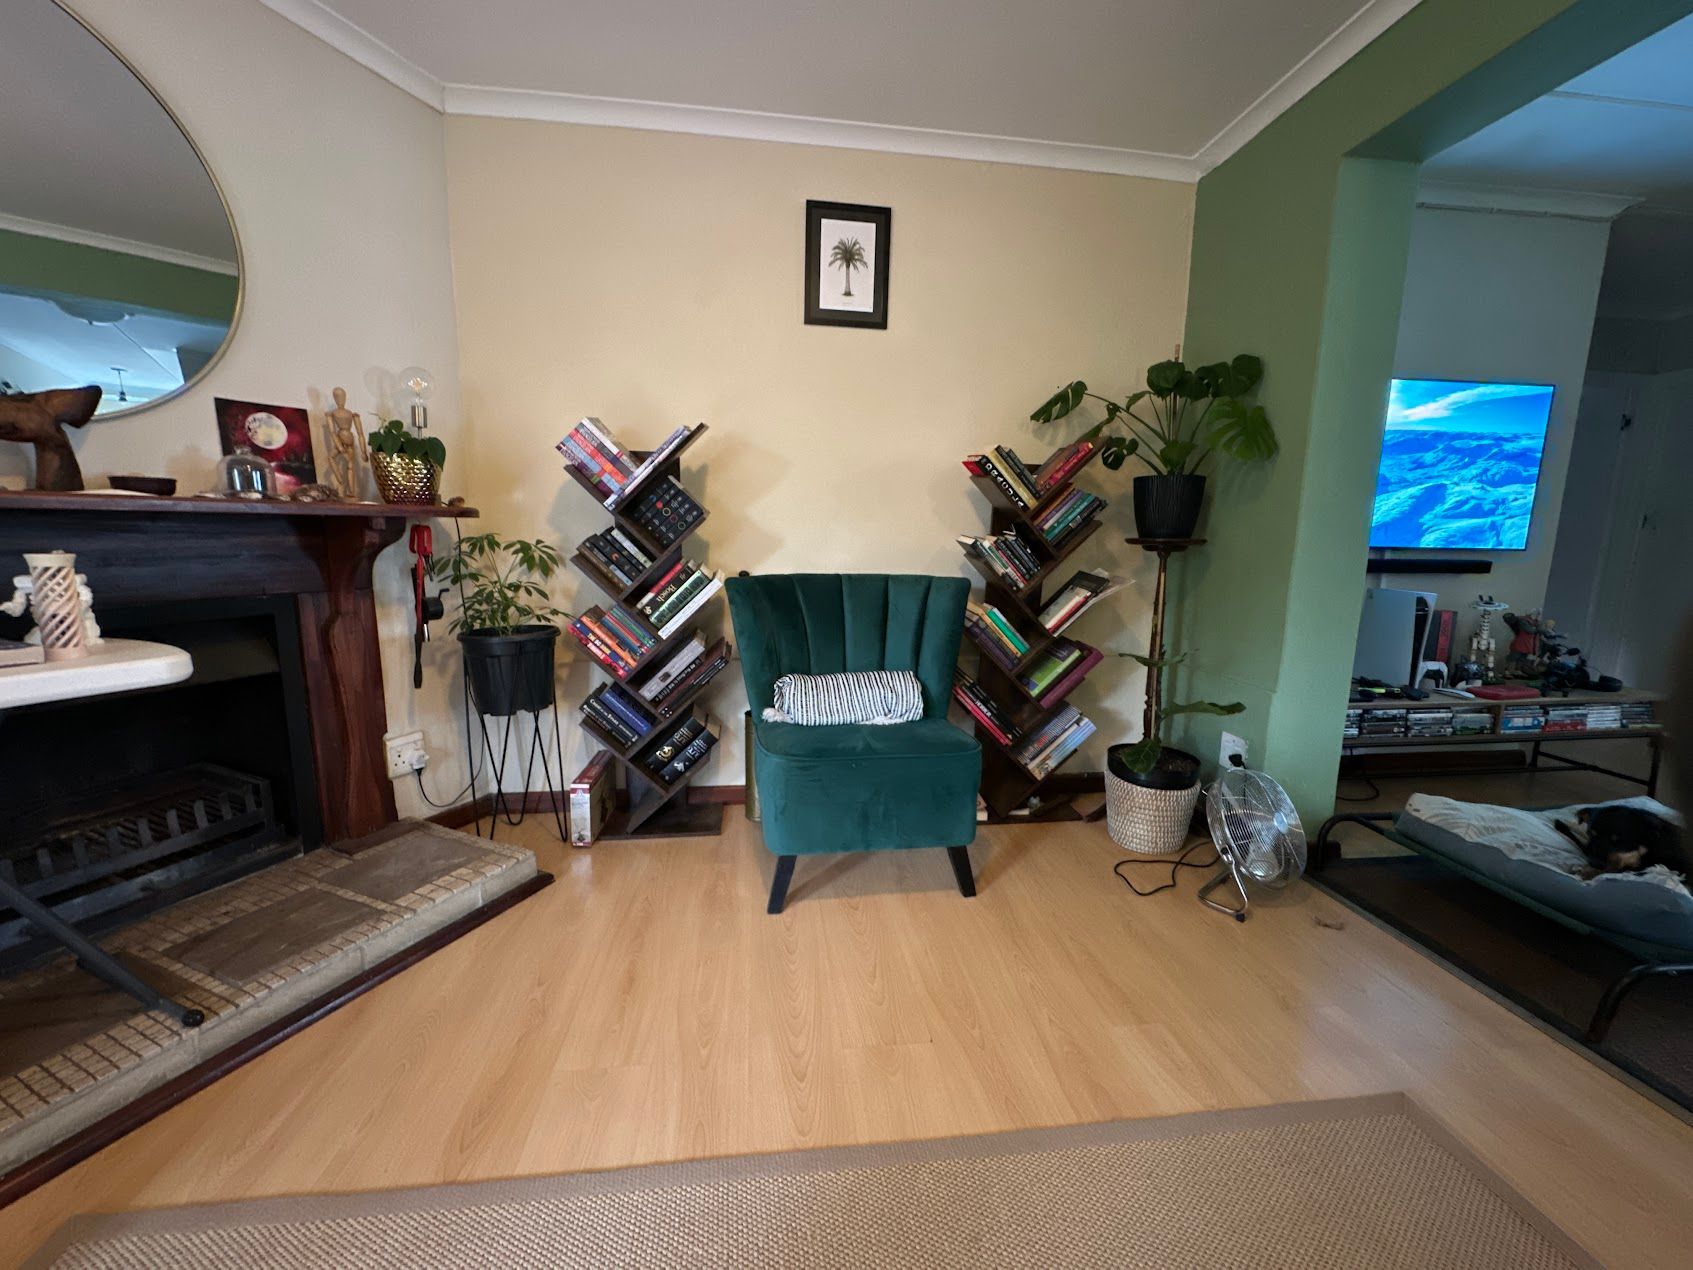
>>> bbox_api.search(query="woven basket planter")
[371,452,440,505]
[1104,745,1201,855]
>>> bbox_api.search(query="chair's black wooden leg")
[947,846,976,898]
[767,855,796,914]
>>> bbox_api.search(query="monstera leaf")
[1100,435,1139,470]
[1207,398,1277,462]
[1031,380,1087,423]
[1145,360,1186,397]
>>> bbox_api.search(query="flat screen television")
[1368,378,1555,551]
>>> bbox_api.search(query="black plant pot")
[1107,744,1200,791]
[1133,474,1206,540]
[460,624,559,717]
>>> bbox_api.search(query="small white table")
[0,638,192,711]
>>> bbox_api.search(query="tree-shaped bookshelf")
[955,443,1111,819]
[563,421,730,838]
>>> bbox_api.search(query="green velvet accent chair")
[726,573,982,912]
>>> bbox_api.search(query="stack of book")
[957,527,1043,589]
[628,476,705,548]
[604,424,699,510]
[642,714,717,785]
[1017,639,1101,706]
[1037,571,1126,635]
[1360,706,1408,738]
[567,751,615,846]
[579,526,655,588]
[556,417,635,500]
[633,559,722,639]
[1010,705,1095,778]
[964,601,1030,672]
[581,682,659,748]
[635,635,705,701]
[961,439,1100,508]
[1029,487,1106,547]
[1621,701,1659,729]
[952,671,1020,746]
[570,602,662,678]
[1543,702,1623,733]
[1453,709,1493,735]
[1500,704,1547,734]
[645,637,731,719]
[1344,707,1362,739]
[1405,707,1454,738]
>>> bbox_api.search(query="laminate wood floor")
[4,812,1691,1267]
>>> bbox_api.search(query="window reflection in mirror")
[0,2,240,418]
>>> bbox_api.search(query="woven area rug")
[29,1093,1593,1269]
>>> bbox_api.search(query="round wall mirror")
[0,1,242,419]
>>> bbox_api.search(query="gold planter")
[371,452,440,505]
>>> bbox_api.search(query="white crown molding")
[1191,0,1424,174]
[0,211,238,275]
[442,84,1200,180]
[1415,180,1642,221]
[257,0,443,109]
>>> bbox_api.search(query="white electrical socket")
[385,730,427,779]
[1219,732,1248,770]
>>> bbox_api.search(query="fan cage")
[1204,768,1307,887]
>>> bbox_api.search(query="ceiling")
[1421,13,1693,215]
[261,0,1424,177]
[1,2,237,267]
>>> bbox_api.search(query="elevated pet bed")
[1315,795,1692,1042]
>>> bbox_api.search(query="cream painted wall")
[5,0,468,819]
[445,117,1195,787]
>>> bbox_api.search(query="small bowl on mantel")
[107,475,177,496]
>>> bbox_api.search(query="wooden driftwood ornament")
[0,385,103,491]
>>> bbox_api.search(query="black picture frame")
[804,200,891,329]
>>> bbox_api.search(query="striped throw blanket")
[763,670,924,726]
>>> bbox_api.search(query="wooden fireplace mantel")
[0,491,479,844]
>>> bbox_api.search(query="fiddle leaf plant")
[428,533,569,634]
[368,417,447,470]
[1116,649,1244,776]
[1031,353,1276,476]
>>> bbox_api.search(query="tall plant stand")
[1125,537,1205,739]
[459,668,569,843]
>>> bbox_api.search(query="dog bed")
[1396,795,1693,952]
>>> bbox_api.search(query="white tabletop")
[0,638,192,710]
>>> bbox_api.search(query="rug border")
[28,1091,1597,1269]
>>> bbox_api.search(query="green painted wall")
[1173,0,1693,822]
[0,227,237,323]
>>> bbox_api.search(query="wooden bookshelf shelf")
[561,423,730,838]
[958,443,1108,818]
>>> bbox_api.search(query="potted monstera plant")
[1106,650,1243,855]
[430,533,570,717]
[1032,354,1276,539]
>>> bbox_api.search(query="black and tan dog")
[1556,804,1689,880]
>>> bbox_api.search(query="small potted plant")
[430,533,570,717]
[1105,651,1243,855]
[368,418,447,505]
[1031,354,1276,539]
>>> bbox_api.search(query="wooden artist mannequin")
[324,386,370,499]
[0,385,102,491]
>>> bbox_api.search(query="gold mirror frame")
[42,0,246,421]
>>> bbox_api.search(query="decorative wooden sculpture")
[1,551,93,660]
[323,386,369,499]
[0,386,102,491]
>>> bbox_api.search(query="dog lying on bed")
[1555,805,1689,880]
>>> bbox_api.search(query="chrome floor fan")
[1201,766,1307,921]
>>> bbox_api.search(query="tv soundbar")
[1366,556,1492,575]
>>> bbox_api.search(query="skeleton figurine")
[1467,595,1509,682]
[2,559,103,653]
[323,386,370,499]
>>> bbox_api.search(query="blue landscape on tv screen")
[1369,378,1555,551]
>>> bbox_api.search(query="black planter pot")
[1133,474,1206,540]
[460,624,559,717]
[1107,744,1200,791]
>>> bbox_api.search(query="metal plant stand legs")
[0,874,204,1027]
[461,667,568,843]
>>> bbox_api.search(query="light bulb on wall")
[399,365,434,434]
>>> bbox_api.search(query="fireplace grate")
[1,764,286,962]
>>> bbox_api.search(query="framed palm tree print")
[805,200,891,329]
